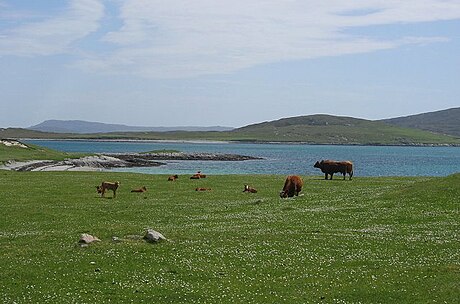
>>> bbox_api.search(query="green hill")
[231,114,460,145]
[381,107,460,137]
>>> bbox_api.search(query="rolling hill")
[381,107,460,137]
[231,114,460,145]
[1,108,459,146]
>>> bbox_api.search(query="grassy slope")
[0,141,83,164]
[232,114,460,145]
[381,107,460,137]
[0,171,458,303]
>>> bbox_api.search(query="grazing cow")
[168,175,179,181]
[100,181,120,198]
[243,185,257,193]
[131,186,147,193]
[314,160,353,180]
[279,175,303,198]
[195,187,212,191]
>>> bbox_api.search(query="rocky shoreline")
[1,152,262,172]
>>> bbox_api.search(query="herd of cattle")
[96,159,353,199]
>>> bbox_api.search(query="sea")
[24,139,460,177]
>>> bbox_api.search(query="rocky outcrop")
[1,152,261,172]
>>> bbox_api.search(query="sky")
[1,0,459,128]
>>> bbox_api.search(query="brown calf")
[131,186,147,193]
[100,181,120,198]
[243,185,257,193]
[195,187,212,191]
[168,175,179,181]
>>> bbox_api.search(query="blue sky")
[1,0,459,128]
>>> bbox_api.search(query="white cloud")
[0,0,104,56]
[77,0,460,78]
[2,0,460,77]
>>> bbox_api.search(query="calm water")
[24,140,460,177]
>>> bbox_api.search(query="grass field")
[0,141,83,164]
[0,171,459,303]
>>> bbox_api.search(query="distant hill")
[232,114,460,145]
[381,107,460,137]
[2,109,459,146]
[28,120,234,134]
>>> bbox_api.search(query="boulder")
[143,229,167,243]
[79,233,101,245]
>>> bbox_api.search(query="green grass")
[0,171,458,303]
[0,142,84,164]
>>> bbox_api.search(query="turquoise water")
[25,140,460,176]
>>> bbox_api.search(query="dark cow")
[100,181,120,198]
[314,160,353,180]
[279,175,303,198]
[243,185,257,193]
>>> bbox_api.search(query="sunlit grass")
[0,171,458,303]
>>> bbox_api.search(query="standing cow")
[314,160,353,180]
[279,175,303,198]
[99,181,120,198]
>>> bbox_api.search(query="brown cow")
[243,185,257,193]
[279,175,303,198]
[190,171,207,179]
[100,181,120,198]
[168,175,179,181]
[195,187,212,191]
[131,186,147,193]
[314,160,353,180]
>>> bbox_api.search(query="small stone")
[112,236,122,243]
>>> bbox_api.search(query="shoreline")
[21,138,460,147]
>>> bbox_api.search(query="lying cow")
[190,171,207,179]
[243,185,257,193]
[195,187,212,191]
[99,181,120,198]
[131,186,147,193]
[279,175,303,198]
[314,160,353,180]
[168,175,179,181]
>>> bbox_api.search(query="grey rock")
[143,229,167,243]
[79,233,101,244]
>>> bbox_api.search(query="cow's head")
[279,190,288,198]
[313,161,321,168]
